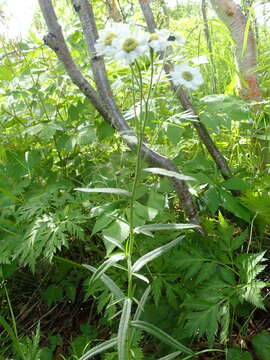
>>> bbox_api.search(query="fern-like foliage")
[171,224,268,347]
[15,210,86,271]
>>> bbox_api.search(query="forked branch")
[38,0,204,231]
[138,0,233,180]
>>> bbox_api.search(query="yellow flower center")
[182,71,193,81]
[149,33,159,40]
[122,37,138,53]
[104,32,117,46]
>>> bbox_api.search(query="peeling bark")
[210,0,262,100]
[38,0,204,231]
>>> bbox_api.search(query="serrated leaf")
[143,168,195,181]
[131,320,194,355]
[185,301,220,347]
[75,188,130,196]
[79,337,117,360]
[118,298,132,360]
[132,235,185,273]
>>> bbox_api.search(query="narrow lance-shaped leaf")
[83,264,124,299]
[74,187,130,196]
[143,167,195,181]
[135,223,200,236]
[87,253,125,288]
[118,298,132,360]
[130,286,151,343]
[130,320,194,355]
[132,235,185,273]
[158,351,182,360]
[79,337,117,360]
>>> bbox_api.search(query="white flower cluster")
[95,21,203,90]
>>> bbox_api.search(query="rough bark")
[105,0,123,22]
[138,0,232,180]
[38,0,204,231]
[210,0,262,100]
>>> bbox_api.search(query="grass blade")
[0,315,25,360]
[132,235,185,273]
[79,337,117,360]
[130,320,194,355]
[118,298,132,360]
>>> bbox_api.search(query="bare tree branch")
[138,0,233,180]
[38,0,204,231]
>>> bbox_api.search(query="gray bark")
[38,0,204,231]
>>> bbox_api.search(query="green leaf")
[143,168,195,181]
[130,286,151,343]
[167,124,185,145]
[252,333,270,360]
[227,348,252,360]
[75,188,130,196]
[134,201,158,221]
[88,253,125,288]
[118,298,132,360]
[220,190,251,222]
[222,177,250,191]
[23,124,44,136]
[92,211,117,236]
[0,65,13,80]
[204,187,220,215]
[132,235,185,273]
[83,264,124,300]
[79,337,117,360]
[43,285,63,307]
[200,95,249,131]
[158,351,182,360]
[0,316,25,360]
[135,223,199,237]
[102,218,130,255]
[130,320,194,355]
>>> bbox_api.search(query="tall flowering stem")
[138,0,233,180]
[38,0,204,229]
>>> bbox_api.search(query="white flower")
[113,30,149,64]
[190,55,208,65]
[148,29,171,52]
[95,21,128,57]
[170,63,203,90]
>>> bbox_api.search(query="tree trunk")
[210,0,261,100]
